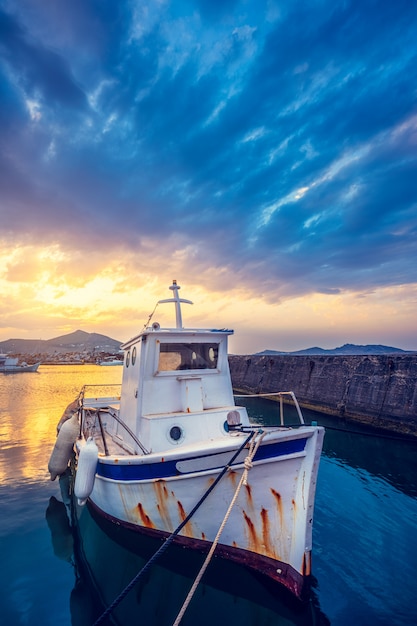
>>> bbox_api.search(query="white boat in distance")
[0,355,40,373]
[49,281,324,601]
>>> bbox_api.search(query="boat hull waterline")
[84,426,323,599]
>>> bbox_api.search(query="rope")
[92,430,256,626]
[172,430,266,626]
[142,301,159,330]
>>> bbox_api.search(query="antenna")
[158,280,193,328]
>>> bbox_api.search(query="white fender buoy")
[48,414,80,481]
[74,437,98,506]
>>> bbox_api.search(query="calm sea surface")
[1,365,416,626]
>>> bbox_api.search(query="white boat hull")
[0,362,40,373]
[86,427,323,599]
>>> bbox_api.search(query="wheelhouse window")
[158,343,219,371]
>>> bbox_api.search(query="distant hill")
[0,330,122,355]
[257,343,414,356]
[1,334,414,358]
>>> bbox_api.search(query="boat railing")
[78,384,122,408]
[78,384,149,455]
[97,407,149,455]
[82,396,121,408]
[233,391,305,425]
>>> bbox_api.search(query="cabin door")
[179,377,203,413]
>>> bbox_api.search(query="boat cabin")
[117,328,248,454]
[111,282,250,454]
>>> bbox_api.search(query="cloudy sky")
[1,0,416,354]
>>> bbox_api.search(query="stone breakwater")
[229,354,417,437]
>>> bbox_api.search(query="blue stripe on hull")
[96,437,307,481]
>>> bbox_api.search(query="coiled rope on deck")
[92,429,260,626]
[172,429,266,626]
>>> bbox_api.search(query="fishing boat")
[49,281,324,602]
[0,355,41,373]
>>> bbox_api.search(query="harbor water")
[1,365,416,625]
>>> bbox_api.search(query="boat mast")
[158,280,193,328]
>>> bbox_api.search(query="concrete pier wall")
[229,354,417,437]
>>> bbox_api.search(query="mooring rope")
[92,430,258,626]
[172,429,266,626]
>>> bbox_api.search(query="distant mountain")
[0,330,122,355]
[257,343,414,356]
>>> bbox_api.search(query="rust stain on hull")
[243,507,277,560]
[154,479,173,531]
[136,502,155,528]
[261,507,276,558]
[177,500,194,537]
[302,551,311,576]
[245,483,253,506]
[243,509,259,552]
[270,488,284,527]
[270,488,287,560]
[227,469,238,488]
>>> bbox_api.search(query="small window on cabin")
[158,343,219,371]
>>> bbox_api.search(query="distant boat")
[0,355,40,373]
[98,358,123,366]
[49,281,324,603]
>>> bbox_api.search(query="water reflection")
[0,365,122,484]
[46,496,74,563]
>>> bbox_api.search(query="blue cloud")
[0,8,87,112]
[0,0,416,297]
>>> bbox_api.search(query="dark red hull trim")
[87,499,310,602]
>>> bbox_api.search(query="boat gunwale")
[92,425,319,465]
[94,449,309,484]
